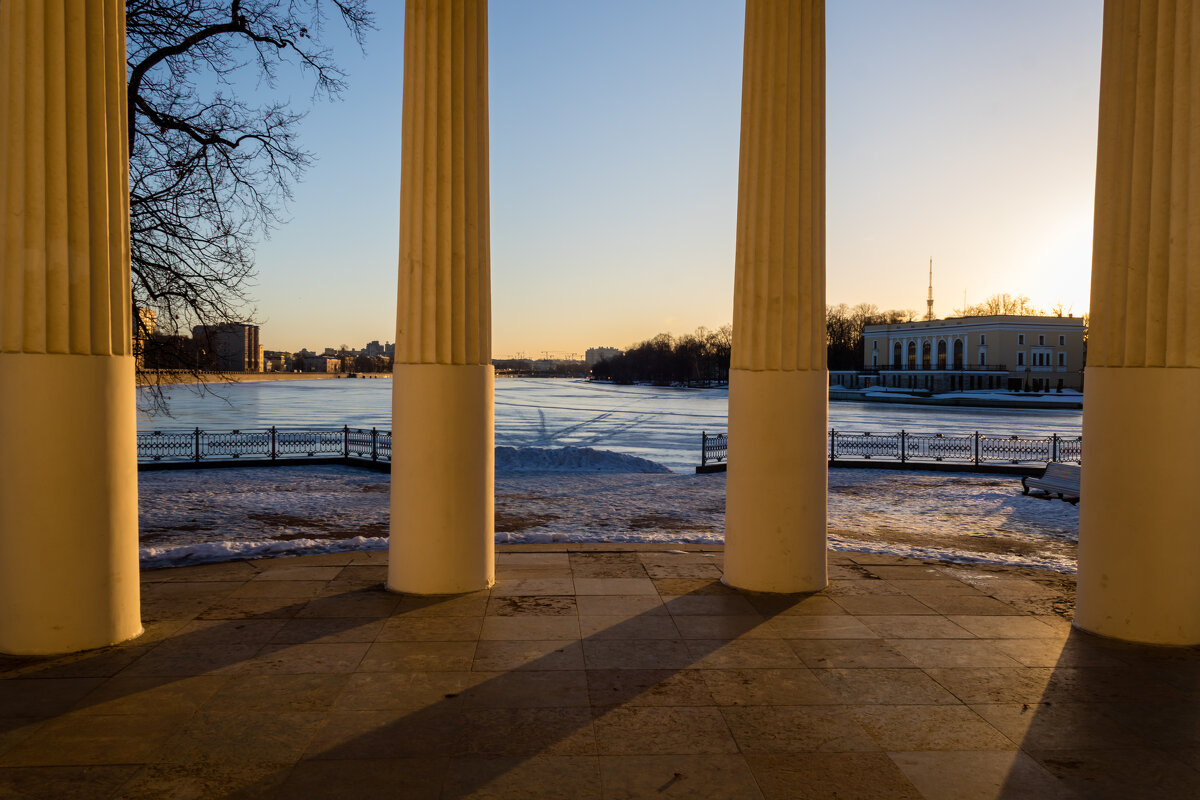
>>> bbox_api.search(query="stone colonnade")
[1076,0,1200,645]
[0,0,142,653]
[1,0,1199,653]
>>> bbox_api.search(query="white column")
[724,0,828,593]
[0,0,142,654]
[389,0,494,595]
[1075,0,1200,645]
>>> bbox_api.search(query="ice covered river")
[139,377,1083,473]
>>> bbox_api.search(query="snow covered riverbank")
[138,449,1079,573]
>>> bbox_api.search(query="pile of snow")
[140,536,386,570]
[494,446,671,474]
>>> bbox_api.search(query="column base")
[0,353,142,655]
[1075,366,1200,645]
[388,363,494,595]
[723,368,828,593]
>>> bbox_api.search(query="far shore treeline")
[593,296,1071,385]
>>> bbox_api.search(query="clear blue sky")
[250,0,1102,356]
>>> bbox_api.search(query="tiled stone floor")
[1,546,1198,799]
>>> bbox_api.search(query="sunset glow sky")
[249,0,1102,356]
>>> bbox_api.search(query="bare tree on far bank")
[129,0,374,411]
[592,326,733,386]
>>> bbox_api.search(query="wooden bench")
[1022,463,1081,505]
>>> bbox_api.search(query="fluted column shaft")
[1076,0,1200,644]
[724,0,827,593]
[389,0,494,594]
[0,0,142,653]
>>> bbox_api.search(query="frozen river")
[139,377,1083,473]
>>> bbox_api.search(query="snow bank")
[141,536,386,569]
[494,446,671,473]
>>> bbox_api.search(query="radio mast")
[925,258,935,321]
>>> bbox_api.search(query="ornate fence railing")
[138,426,391,465]
[700,429,1082,468]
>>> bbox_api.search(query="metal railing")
[700,429,1082,468]
[138,426,391,465]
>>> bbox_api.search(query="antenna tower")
[925,258,935,321]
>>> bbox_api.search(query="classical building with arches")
[1,0,1198,662]
[860,314,1086,393]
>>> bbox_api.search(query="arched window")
[937,340,947,370]
[907,341,916,369]
[893,341,902,369]
[953,339,964,369]
[922,341,931,369]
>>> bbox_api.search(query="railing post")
[900,430,906,463]
[701,431,707,467]
[343,425,350,458]
[829,428,836,465]
[1051,433,1058,463]
[371,427,378,462]
[974,431,980,466]
[194,427,201,463]
[270,426,277,461]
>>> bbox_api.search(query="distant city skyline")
[243,0,1102,354]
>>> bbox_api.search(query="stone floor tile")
[578,615,680,640]
[0,712,187,766]
[172,618,290,646]
[296,591,401,619]
[239,643,370,675]
[989,637,1128,668]
[641,564,724,580]
[746,752,922,800]
[914,593,1026,616]
[377,616,482,642]
[0,765,140,800]
[359,641,476,672]
[568,564,650,579]
[396,593,491,618]
[196,597,307,620]
[865,565,949,581]
[304,708,463,759]
[701,668,836,706]
[229,580,327,599]
[857,615,976,639]
[111,761,292,800]
[573,578,658,596]
[649,579,735,596]
[334,565,388,582]
[71,675,226,716]
[948,615,1065,639]
[491,578,576,597]
[923,667,1054,704]
[498,553,571,566]
[769,616,878,639]
[831,594,938,616]
[158,711,326,765]
[574,595,664,618]
[598,754,762,800]
[594,707,736,755]
[586,669,714,708]
[494,565,575,580]
[824,579,907,597]
[683,640,803,670]
[815,668,961,705]
[472,640,583,672]
[276,757,446,800]
[119,643,262,677]
[971,702,1143,751]
[463,670,590,708]
[582,639,692,671]
[0,719,45,760]
[672,615,775,640]
[479,616,581,641]
[887,578,983,596]
[460,708,596,756]
[485,596,578,617]
[251,566,344,582]
[851,705,1015,751]
[787,638,914,669]
[333,672,476,712]
[661,595,759,616]
[889,750,1073,800]
[5,647,151,681]
[271,617,384,644]
[721,706,879,753]
[887,639,1026,668]
[443,756,601,800]
[1033,747,1200,798]
[202,674,349,713]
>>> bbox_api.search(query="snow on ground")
[139,448,1079,573]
